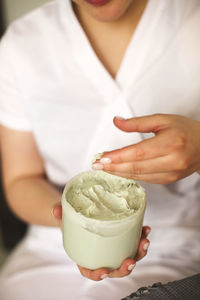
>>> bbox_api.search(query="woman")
[0,0,200,299]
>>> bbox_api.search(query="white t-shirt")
[0,0,200,299]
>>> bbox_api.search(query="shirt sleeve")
[0,27,32,131]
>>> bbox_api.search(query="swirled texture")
[66,171,144,220]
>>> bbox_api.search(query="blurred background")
[0,0,49,267]
[1,0,49,26]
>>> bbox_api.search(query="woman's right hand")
[52,203,150,281]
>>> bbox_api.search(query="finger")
[135,238,150,261]
[142,226,151,238]
[77,265,110,281]
[134,228,151,262]
[108,258,136,278]
[98,134,171,165]
[97,155,177,175]
[113,114,168,133]
[52,202,62,219]
[104,170,177,184]
[105,228,151,279]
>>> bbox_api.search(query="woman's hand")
[77,226,150,281]
[92,114,200,184]
[52,202,62,228]
[52,203,150,281]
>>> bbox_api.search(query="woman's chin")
[73,0,132,23]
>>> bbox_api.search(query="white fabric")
[0,0,200,299]
[0,226,194,300]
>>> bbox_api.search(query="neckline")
[59,0,165,101]
[115,0,165,89]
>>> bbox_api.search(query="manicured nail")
[146,228,151,237]
[115,116,125,120]
[101,274,109,280]
[143,242,150,251]
[128,264,136,271]
[92,163,103,170]
[100,157,112,164]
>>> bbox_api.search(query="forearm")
[4,175,62,227]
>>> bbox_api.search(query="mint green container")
[62,171,146,270]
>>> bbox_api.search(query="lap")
[0,226,196,300]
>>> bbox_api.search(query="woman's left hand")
[92,114,200,184]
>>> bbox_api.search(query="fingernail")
[146,228,151,237]
[115,116,125,120]
[92,163,103,170]
[128,264,136,271]
[100,157,112,164]
[101,274,109,280]
[143,242,150,251]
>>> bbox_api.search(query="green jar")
[62,171,146,270]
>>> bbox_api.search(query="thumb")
[52,202,62,220]
[113,114,167,133]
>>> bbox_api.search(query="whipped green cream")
[66,171,143,221]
